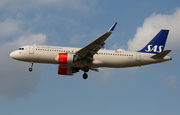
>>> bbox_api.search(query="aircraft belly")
[23,53,39,62]
[94,55,136,67]
[22,52,58,64]
[38,53,57,63]
[93,54,161,68]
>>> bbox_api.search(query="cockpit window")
[18,48,24,50]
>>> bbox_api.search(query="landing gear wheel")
[83,73,88,79]
[84,66,89,72]
[29,62,33,72]
[29,68,32,72]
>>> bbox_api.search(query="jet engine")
[58,64,80,75]
[55,53,81,64]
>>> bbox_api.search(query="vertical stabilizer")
[138,30,169,54]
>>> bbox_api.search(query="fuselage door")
[136,53,141,61]
[29,45,34,54]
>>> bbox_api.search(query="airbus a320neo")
[10,22,172,79]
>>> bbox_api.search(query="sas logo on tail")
[145,45,163,53]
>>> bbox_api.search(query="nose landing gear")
[29,62,33,72]
[29,68,32,72]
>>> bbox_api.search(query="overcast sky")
[0,0,180,115]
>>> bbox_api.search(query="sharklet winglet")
[108,22,117,32]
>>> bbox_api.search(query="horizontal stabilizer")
[151,50,171,59]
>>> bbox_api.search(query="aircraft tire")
[29,68,33,72]
[83,73,88,79]
[84,66,89,72]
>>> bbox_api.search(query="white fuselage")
[10,45,172,68]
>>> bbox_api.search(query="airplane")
[10,22,172,79]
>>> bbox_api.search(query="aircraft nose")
[10,51,16,59]
[10,51,21,60]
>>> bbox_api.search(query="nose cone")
[10,51,22,60]
[10,51,17,59]
[10,51,16,58]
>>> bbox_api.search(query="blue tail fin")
[138,30,169,54]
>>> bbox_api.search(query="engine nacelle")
[58,64,80,75]
[55,53,80,64]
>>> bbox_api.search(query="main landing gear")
[29,62,33,72]
[83,66,89,79]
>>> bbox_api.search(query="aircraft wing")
[76,22,117,59]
